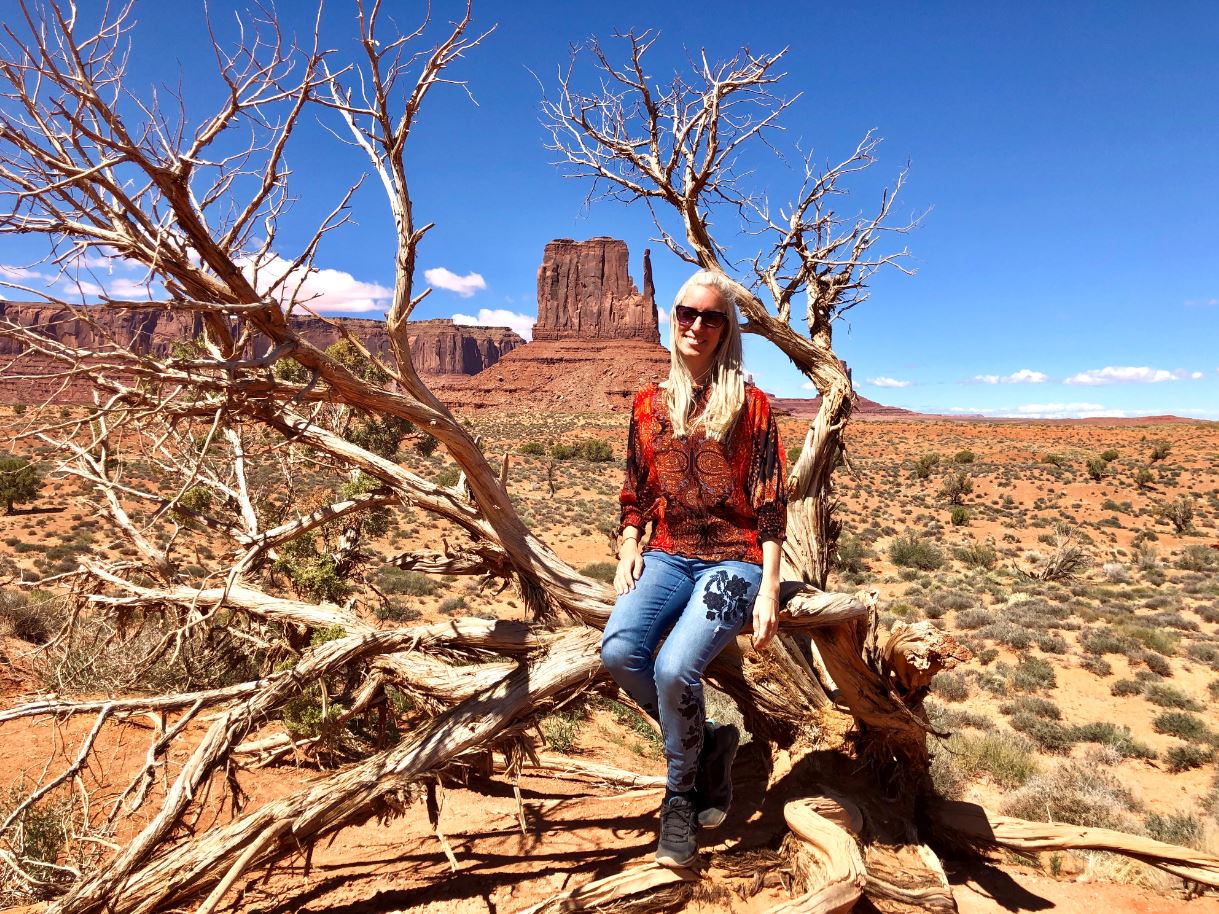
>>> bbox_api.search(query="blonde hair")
[665,270,746,441]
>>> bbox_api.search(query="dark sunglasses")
[674,304,728,331]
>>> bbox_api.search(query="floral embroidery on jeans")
[703,570,752,628]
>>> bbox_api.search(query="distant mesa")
[0,301,524,403]
[533,237,660,343]
[436,238,670,411]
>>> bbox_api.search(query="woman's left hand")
[752,592,779,650]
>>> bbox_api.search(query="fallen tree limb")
[522,862,696,914]
[772,796,867,914]
[935,800,1219,888]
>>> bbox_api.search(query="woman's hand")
[751,589,780,650]
[614,539,645,595]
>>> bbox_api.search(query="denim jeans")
[601,550,762,792]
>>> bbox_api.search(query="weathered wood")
[522,862,696,914]
[772,796,867,914]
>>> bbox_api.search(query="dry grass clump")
[935,730,1040,792]
[1002,761,1141,832]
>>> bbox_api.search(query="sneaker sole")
[655,849,698,868]
[697,727,739,829]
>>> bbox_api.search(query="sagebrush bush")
[1001,696,1061,720]
[953,541,997,570]
[579,562,617,583]
[1070,722,1157,760]
[1011,656,1056,692]
[1001,762,1141,831]
[1165,744,1213,773]
[0,589,60,644]
[1152,711,1214,743]
[940,730,1039,789]
[376,567,437,597]
[931,671,970,702]
[1009,713,1077,754]
[1143,682,1201,711]
[888,531,945,570]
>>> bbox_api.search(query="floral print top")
[619,382,787,565]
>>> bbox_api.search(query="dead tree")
[0,5,1213,912]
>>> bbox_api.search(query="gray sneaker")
[695,722,739,828]
[655,795,698,868]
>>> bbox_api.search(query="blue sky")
[2,1,1217,419]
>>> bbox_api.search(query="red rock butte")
[437,238,671,411]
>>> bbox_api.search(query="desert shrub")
[952,450,976,464]
[0,456,44,514]
[0,786,71,889]
[1075,656,1110,680]
[580,439,614,462]
[978,620,1031,651]
[434,466,460,487]
[1134,466,1154,490]
[1080,627,1137,656]
[1198,604,1219,624]
[888,531,944,570]
[377,567,437,597]
[1070,722,1156,760]
[786,445,803,465]
[542,708,583,753]
[941,730,1039,789]
[1009,714,1077,754]
[939,471,973,505]
[911,452,940,479]
[1187,642,1219,666]
[927,701,994,732]
[931,671,970,702]
[1100,449,1119,463]
[834,535,874,574]
[954,541,997,570]
[1040,453,1065,466]
[1144,811,1204,846]
[415,434,440,457]
[949,506,970,526]
[550,443,581,460]
[1135,651,1173,677]
[579,562,617,583]
[1143,682,1202,711]
[1119,624,1178,657]
[1001,762,1141,831]
[1178,545,1219,572]
[1158,497,1195,534]
[1085,457,1108,482]
[1152,711,1214,742]
[1101,561,1130,583]
[1110,678,1143,697]
[0,590,60,645]
[519,442,545,457]
[1011,655,1056,691]
[1166,744,1213,772]
[438,596,468,615]
[1000,696,1061,720]
[1149,440,1171,462]
[1033,632,1068,654]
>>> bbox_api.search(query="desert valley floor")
[2,407,1219,913]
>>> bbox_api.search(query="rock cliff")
[533,237,660,342]
[0,303,523,402]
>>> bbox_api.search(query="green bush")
[550,443,581,460]
[580,562,617,583]
[1100,449,1119,463]
[580,439,614,462]
[438,596,468,615]
[1149,440,1171,462]
[1086,457,1108,481]
[954,541,997,570]
[1011,656,1057,692]
[520,442,546,457]
[1144,811,1203,846]
[931,671,970,702]
[1135,466,1154,489]
[949,506,970,526]
[1158,497,1195,534]
[1165,744,1213,772]
[834,535,874,574]
[1040,453,1066,466]
[952,450,976,464]
[0,455,43,514]
[434,466,460,487]
[1110,679,1143,697]
[939,470,973,505]
[1070,722,1156,760]
[1001,696,1061,720]
[888,531,945,570]
[941,730,1039,789]
[377,567,437,597]
[1152,711,1214,742]
[1178,545,1219,572]
[1143,682,1202,711]
[1010,713,1078,754]
[542,708,583,753]
[911,453,940,479]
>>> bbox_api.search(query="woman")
[601,269,786,868]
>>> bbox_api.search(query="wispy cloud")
[800,379,817,391]
[1064,366,1202,385]
[866,376,912,388]
[997,402,1124,419]
[971,368,1048,385]
[452,307,535,341]
[425,267,486,298]
[1184,297,1219,307]
[0,264,45,281]
[240,254,390,313]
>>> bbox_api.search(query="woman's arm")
[615,390,649,595]
[614,524,645,595]
[752,538,782,649]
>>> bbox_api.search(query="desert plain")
[1,403,1218,913]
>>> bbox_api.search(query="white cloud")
[0,264,43,280]
[240,254,390,313]
[800,379,817,390]
[971,368,1048,384]
[657,309,669,324]
[1064,366,1200,385]
[980,401,1125,419]
[424,267,487,298]
[1184,297,1219,307]
[866,376,912,388]
[452,307,535,341]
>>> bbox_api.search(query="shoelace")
[661,799,694,843]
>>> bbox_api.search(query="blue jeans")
[601,550,762,792]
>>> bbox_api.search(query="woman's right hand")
[614,540,645,595]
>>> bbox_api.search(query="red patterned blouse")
[619,382,787,565]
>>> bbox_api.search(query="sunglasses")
[674,305,728,331]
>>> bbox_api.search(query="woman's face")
[674,284,727,377]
